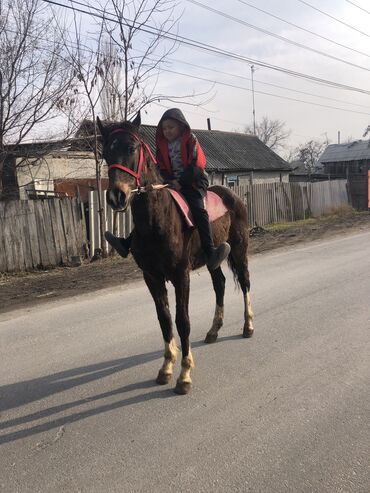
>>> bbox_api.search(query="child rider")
[105,108,230,270]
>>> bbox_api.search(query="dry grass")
[263,208,368,232]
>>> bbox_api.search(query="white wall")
[208,170,290,186]
[16,152,105,199]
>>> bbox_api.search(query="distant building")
[3,123,292,201]
[319,140,370,210]
[289,159,327,183]
[139,125,292,187]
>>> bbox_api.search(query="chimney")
[207,118,212,131]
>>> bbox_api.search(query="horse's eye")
[127,146,135,154]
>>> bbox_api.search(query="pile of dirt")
[1,211,369,314]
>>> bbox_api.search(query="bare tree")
[294,138,329,172]
[58,10,113,257]
[100,0,213,119]
[0,0,75,199]
[245,116,291,152]
[60,0,211,256]
[100,40,124,121]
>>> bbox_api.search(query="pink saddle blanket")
[168,189,228,228]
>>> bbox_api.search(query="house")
[4,123,291,201]
[2,138,108,202]
[319,140,370,209]
[139,125,292,187]
[289,159,327,183]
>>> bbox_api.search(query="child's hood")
[156,108,191,141]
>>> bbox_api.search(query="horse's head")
[98,112,146,211]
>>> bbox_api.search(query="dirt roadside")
[1,210,369,314]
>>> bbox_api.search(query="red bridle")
[107,129,156,188]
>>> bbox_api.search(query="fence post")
[250,172,255,226]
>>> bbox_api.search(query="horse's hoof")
[204,332,218,344]
[174,380,192,395]
[156,371,172,385]
[243,327,254,338]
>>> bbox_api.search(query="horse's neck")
[139,159,160,185]
[132,187,173,238]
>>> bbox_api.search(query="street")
[1,232,369,492]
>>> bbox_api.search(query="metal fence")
[88,180,349,252]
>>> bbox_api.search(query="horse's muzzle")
[106,188,129,211]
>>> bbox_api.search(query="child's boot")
[105,231,130,258]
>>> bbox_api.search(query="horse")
[98,113,254,395]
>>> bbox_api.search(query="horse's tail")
[209,185,250,291]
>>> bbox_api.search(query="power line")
[165,57,370,110]
[296,0,370,37]
[234,0,370,58]
[344,0,370,15]
[5,24,369,113]
[162,68,370,116]
[153,101,315,140]
[41,0,370,96]
[6,21,368,113]
[186,0,370,72]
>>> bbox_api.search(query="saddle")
[168,189,228,228]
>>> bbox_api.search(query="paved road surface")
[1,232,369,492]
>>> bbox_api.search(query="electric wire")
[234,0,370,58]
[165,57,370,110]
[186,0,370,71]
[296,0,370,37]
[344,0,370,15]
[5,24,369,114]
[41,0,370,96]
[161,68,370,116]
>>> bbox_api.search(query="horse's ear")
[96,116,106,138]
[131,111,141,128]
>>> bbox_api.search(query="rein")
[107,128,157,189]
[131,183,169,194]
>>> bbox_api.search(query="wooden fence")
[88,191,133,255]
[233,179,349,226]
[0,198,86,272]
[88,179,349,252]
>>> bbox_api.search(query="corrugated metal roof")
[319,140,370,163]
[9,122,290,172]
[140,125,291,172]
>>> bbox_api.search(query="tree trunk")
[1,155,20,201]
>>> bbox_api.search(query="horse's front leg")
[143,272,177,384]
[173,270,194,395]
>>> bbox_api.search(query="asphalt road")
[0,232,369,493]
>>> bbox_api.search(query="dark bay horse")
[98,113,254,395]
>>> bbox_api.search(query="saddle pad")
[168,189,228,228]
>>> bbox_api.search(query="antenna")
[250,65,256,134]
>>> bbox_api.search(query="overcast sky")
[132,0,370,155]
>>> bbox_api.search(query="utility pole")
[251,65,256,135]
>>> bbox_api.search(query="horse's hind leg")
[205,267,226,344]
[172,270,194,395]
[238,263,254,338]
[143,272,177,385]
[230,247,254,338]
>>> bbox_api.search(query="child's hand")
[179,166,194,186]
